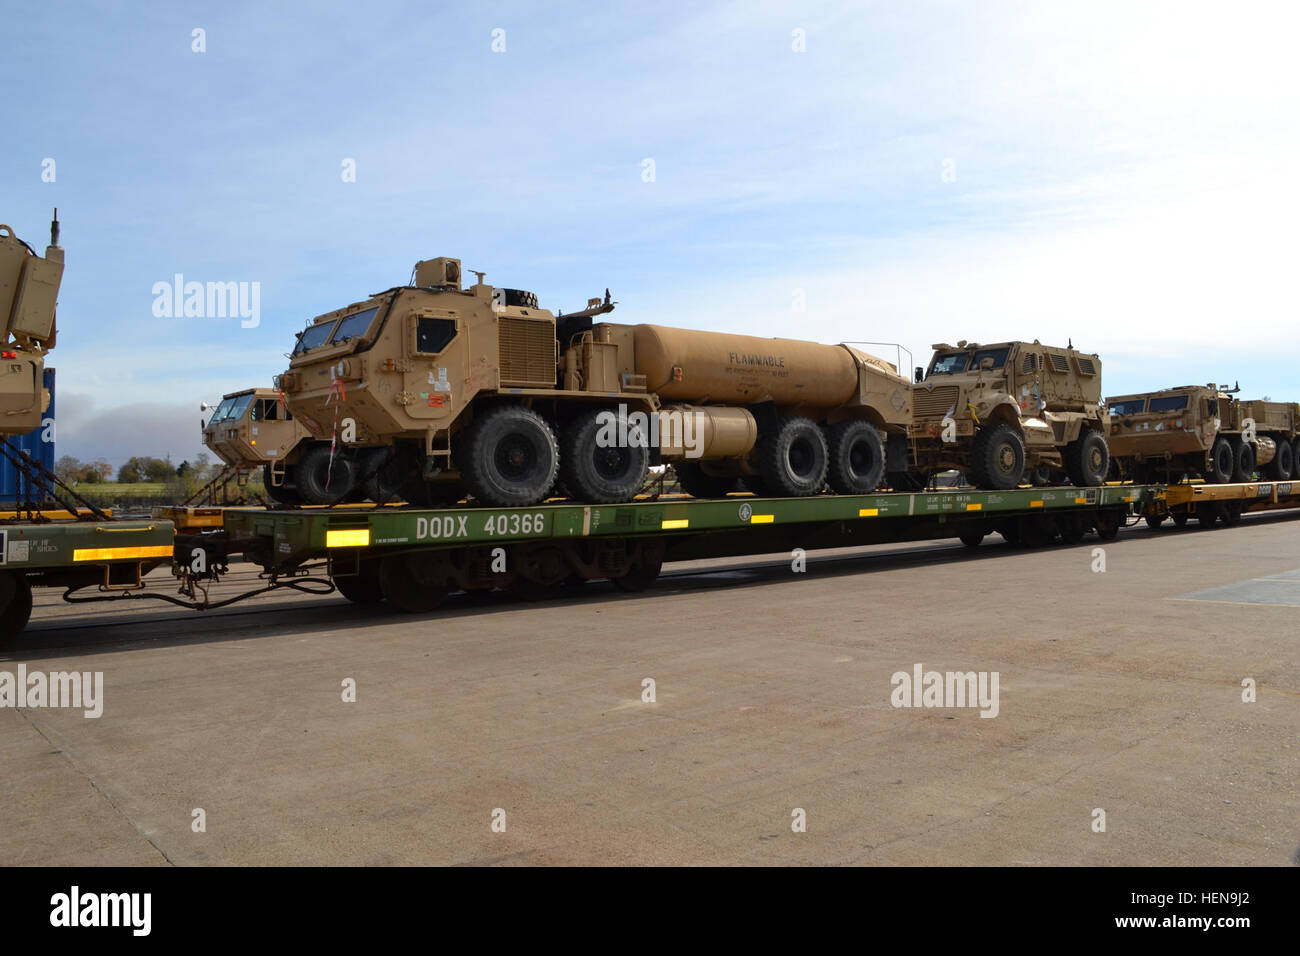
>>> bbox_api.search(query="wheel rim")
[593,445,632,481]
[495,433,539,481]
[789,437,817,478]
[995,442,1018,476]
[849,438,876,479]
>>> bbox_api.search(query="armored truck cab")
[910,340,1109,490]
[202,387,310,503]
[1107,384,1299,483]
[277,257,914,507]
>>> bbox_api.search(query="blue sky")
[4,0,1298,467]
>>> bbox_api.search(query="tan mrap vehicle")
[0,212,61,435]
[1107,384,1299,483]
[276,256,914,507]
[202,388,311,504]
[908,340,1109,490]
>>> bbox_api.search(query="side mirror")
[914,366,924,383]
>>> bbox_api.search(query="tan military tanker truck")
[275,257,914,507]
[1106,384,1299,483]
[0,213,61,435]
[201,387,313,504]
[908,340,1110,490]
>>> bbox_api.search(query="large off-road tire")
[675,462,738,499]
[361,447,408,502]
[967,423,1025,490]
[296,443,358,504]
[1205,436,1234,483]
[460,405,559,507]
[378,553,449,613]
[1229,437,1255,483]
[0,571,33,649]
[758,416,828,497]
[262,464,301,505]
[1065,430,1109,487]
[560,409,649,504]
[825,420,885,495]
[1263,438,1293,481]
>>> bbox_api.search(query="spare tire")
[502,289,538,309]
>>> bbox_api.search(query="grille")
[914,385,960,418]
[1020,353,1036,374]
[1076,356,1097,375]
[1049,353,1070,373]
[498,317,556,387]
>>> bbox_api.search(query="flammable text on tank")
[274,256,914,508]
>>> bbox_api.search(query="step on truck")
[908,340,1110,490]
[1106,383,1300,484]
[275,256,914,508]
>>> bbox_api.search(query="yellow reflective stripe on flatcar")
[661,519,690,530]
[749,514,774,524]
[72,545,173,562]
[325,528,372,548]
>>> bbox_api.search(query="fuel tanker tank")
[633,325,861,408]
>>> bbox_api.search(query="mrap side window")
[416,317,457,354]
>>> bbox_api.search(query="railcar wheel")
[1093,508,1122,540]
[1143,513,1167,530]
[0,572,33,648]
[612,540,665,592]
[959,530,984,547]
[334,560,385,604]
[378,553,449,613]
